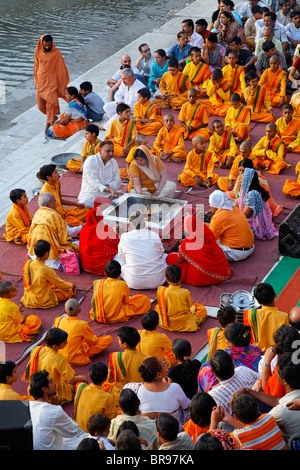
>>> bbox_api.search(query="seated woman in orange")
[166,215,233,287]
[46,86,89,139]
[79,198,119,276]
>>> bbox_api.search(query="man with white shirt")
[286,10,300,55]
[106,54,141,89]
[239,0,268,21]
[102,68,145,130]
[255,11,289,52]
[276,0,292,25]
[182,19,204,48]
[28,370,88,450]
[78,140,122,208]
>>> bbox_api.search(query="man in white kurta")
[78,141,122,208]
[115,216,167,290]
[103,67,145,130]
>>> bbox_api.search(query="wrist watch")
[263,362,270,367]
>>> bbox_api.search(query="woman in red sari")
[166,215,233,286]
[79,199,119,276]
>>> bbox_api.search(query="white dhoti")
[217,241,255,262]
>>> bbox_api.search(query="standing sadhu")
[34,34,69,138]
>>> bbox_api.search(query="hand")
[263,346,276,364]
[286,399,300,411]
[210,404,224,426]
[228,180,234,191]
[252,379,263,392]
[205,178,212,188]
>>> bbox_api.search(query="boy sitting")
[224,93,251,143]
[0,361,31,400]
[243,70,275,123]
[155,265,207,332]
[208,119,237,168]
[178,135,219,188]
[66,123,101,173]
[152,114,188,162]
[3,188,32,245]
[276,103,300,153]
[178,88,211,141]
[182,46,211,97]
[79,81,105,122]
[105,103,138,157]
[133,87,163,135]
[252,122,290,174]
[206,68,232,117]
[156,58,192,109]
[0,281,41,343]
[21,240,76,309]
[222,51,246,96]
[54,298,113,366]
[90,260,151,324]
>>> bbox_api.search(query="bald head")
[192,135,205,145]
[289,306,300,331]
[240,140,252,150]
[65,298,80,316]
[121,54,131,66]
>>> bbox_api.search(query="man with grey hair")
[102,67,145,130]
[27,192,79,269]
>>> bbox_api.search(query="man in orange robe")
[258,56,287,108]
[178,88,211,141]
[34,34,69,138]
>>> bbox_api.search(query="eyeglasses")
[142,48,150,53]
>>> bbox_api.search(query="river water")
[0,0,154,90]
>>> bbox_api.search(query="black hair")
[36,163,56,182]
[264,11,276,21]
[67,86,85,105]
[224,322,252,347]
[0,281,14,298]
[9,188,26,204]
[182,18,194,29]
[245,70,258,82]
[42,34,53,43]
[115,430,141,450]
[119,388,140,416]
[138,356,162,382]
[138,43,148,52]
[231,394,259,423]
[165,264,182,283]
[156,413,179,441]
[251,5,263,13]
[116,103,130,114]
[87,413,111,436]
[133,147,148,161]
[141,310,159,331]
[195,18,208,28]
[253,282,276,305]
[212,68,223,81]
[273,325,300,356]
[206,32,218,43]
[195,433,223,450]
[29,370,51,399]
[155,49,167,58]
[277,352,300,389]
[89,362,108,385]
[104,260,121,279]
[190,46,202,55]
[117,420,140,438]
[80,81,93,92]
[210,350,234,381]
[0,361,16,383]
[137,87,151,100]
[44,327,68,347]
[76,438,101,451]
[262,40,275,52]
[117,326,140,348]
[216,305,237,327]
[168,58,179,68]
[85,123,100,136]
[247,170,270,202]
[220,10,234,21]
[34,239,51,258]
[238,158,254,169]
[190,392,217,427]
[229,35,241,45]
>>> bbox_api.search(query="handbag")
[59,250,81,275]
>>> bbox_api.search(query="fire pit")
[102,193,193,251]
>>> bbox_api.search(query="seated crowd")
[2,1,300,451]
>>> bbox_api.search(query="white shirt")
[286,23,300,43]
[189,31,204,48]
[255,19,288,44]
[112,66,141,82]
[137,382,191,419]
[114,78,145,113]
[29,401,87,450]
[238,0,268,19]
[78,153,121,204]
[269,389,300,443]
[118,227,166,289]
[208,366,259,414]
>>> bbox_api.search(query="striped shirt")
[208,366,259,413]
[230,413,287,450]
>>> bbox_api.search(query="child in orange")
[152,114,188,162]
[105,103,138,157]
[178,88,211,141]
[3,188,32,245]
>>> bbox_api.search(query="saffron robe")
[156,70,192,109]
[178,148,219,186]
[3,204,32,245]
[178,101,211,141]
[155,285,207,332]
[39,180,89,227]
[252,135,290,174]
[27,206,79,261]
[105,117,138,157]
[136,329,176,365]
[182,61,211,96]
[21,259,75,309]
[206,77,232,117]
[243,84,275,123]
[0,298,41,343]
[217,153,259,192]
[90,277,151,323]
[282,160,300,198]
[258,68,288,107]
[133,100,163,135]
[152,124,188,162]
[207,130,237,165]
[206,327,228,361]
[66,138,101,173]
[222,63,246,96]
[224,104,251,141]
[276,117,300,153]
[53,315,113,366]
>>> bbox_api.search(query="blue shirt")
[167,43,192,63]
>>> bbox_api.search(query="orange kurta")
[0,298,41,343]
[178,101,211,141]
[282,160,300,198]
[182,61,211,96]
[156,71,192,109]
[252,135,290,174]
[137,329,176,365]
[222,64,246,96]
[90,277,151,323]
[152,124,188,162]
[66,138,101,173]
[207,130,237,165]
[224,104,251,141]
[178,148,219,186]
[206,327,228,361]
[206,77,232,117]
[105,118,138,157]
[258,68,288,107]
[133,100,163,135]
[53,315,113,366]
[276,117,300,153]
[243,84,275,123]
[3,204,32,245]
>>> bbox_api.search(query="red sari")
[166,216,233,286]
[79,208,119,275]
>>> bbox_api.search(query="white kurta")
[116,227,167,290]
[78,153,121,208]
